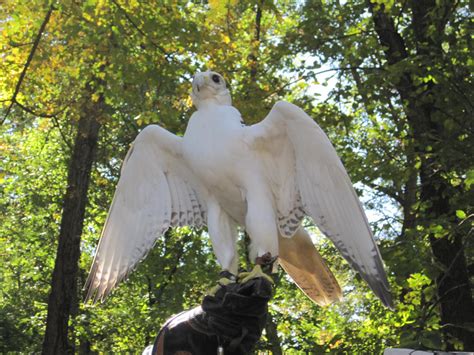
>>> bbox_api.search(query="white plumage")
[85,71,393,308]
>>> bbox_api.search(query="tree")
[297,0,473,350]
[1,0,472,352]
[42,89,104,353]
[369,1,473,348]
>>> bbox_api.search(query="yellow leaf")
[185,96,193,108]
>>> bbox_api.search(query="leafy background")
[1,0,472,353]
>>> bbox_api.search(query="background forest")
[1,0,472,353]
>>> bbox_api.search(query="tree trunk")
[265,313,282,355]
[42,96,103,354]
[401,149,418,234]
[249,0,262,81]
[368,1,473,349]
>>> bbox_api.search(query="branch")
[434,228,472,290]
[423,281,471,323]
[109,0,192,82]
[364,180,403,205]
[2,41,35,51]
[51,115,73,151]
[149,234,189,305]
[263,66,383,101]
[14,100,65,118]
[1,5,54,125]
[109,0,168,56]
[15,98,73,150]
[313,30,376,47]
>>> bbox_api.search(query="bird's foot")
[238,265,274,284]
[238,253,277,284]
[207,270,237,296]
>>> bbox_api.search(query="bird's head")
[191,71,232,109]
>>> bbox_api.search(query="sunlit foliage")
[1,0,472,353]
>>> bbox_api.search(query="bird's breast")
[183,108,248,176]
[182,107,254,214]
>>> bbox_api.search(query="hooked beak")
[193,74,206,93]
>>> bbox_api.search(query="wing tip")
[369,276,395,310]
[379,289,395,310]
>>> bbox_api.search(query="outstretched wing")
[85,125,207,302]
[246,101,393,308]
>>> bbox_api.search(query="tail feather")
[278,228,342,306]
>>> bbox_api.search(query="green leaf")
[420,332,442,350]
[456,210,466,219]
[466,169,474,190]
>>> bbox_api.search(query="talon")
[238,264,274,284]
[219,270,237,282]
[207,271,237,296]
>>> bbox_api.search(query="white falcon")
[85,71,393,308]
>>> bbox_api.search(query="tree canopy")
[1,0,472,353]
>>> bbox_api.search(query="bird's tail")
[278,228,342,306]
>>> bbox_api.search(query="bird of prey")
[85,71,393,308]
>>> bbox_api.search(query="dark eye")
[211,74,220,83]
